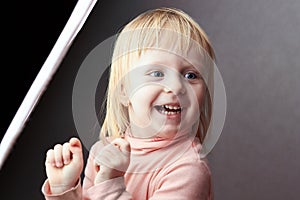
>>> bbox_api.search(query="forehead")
[134,50,191,67]
[114,29,214,78]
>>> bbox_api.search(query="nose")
[163,73,186,95]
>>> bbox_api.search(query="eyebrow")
[142,60,194,68]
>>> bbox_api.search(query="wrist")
[49,179,79,194]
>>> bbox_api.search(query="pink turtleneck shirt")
[42,134,213,200]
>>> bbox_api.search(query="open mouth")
[154,104,182,115]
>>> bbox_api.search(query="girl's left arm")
[82,140,132,200]
[149,159,213,200]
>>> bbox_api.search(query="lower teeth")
[162,111,180,115]
[155,105,181,115]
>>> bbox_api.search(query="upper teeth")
[164,105,181,110]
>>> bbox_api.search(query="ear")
[119,83,129,106]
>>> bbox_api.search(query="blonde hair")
[100,7,215,143]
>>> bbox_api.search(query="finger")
[69,137,83,163]
[69,137,82,152]
[62,142,71,165]
[54,144,63,168]
[100,144,130,172]
[95,154,113,168]
[94,144,116,167]
[45,149,55,167]
[93,144,111,165]
[111,138,131,154]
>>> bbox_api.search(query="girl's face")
[123,50,206,139]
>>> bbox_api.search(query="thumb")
[111,138,131,155]
[69,137,83,162]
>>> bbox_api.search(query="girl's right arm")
[42,137,84,199]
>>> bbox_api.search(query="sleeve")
[41,178,82,200]
[81,141,132,200]
[149,159,213,200]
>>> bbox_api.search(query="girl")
[42,7,216,199]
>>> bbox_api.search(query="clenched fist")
[45,137,84,194]
[93,138,131,184]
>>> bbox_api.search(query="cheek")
[128,85,162,128]
[128,85,161,112]
[192,84,206,107]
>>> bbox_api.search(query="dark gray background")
[1,0,299,199]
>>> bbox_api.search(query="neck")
[127,123,198,141]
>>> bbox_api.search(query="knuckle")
[46,150,54,159]
[62,142,70,148]
[54,144,62,150]
[46,149,53,155]
[62,144,71,153]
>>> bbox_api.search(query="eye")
[150,71,164,77]
[184,72,198,79]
